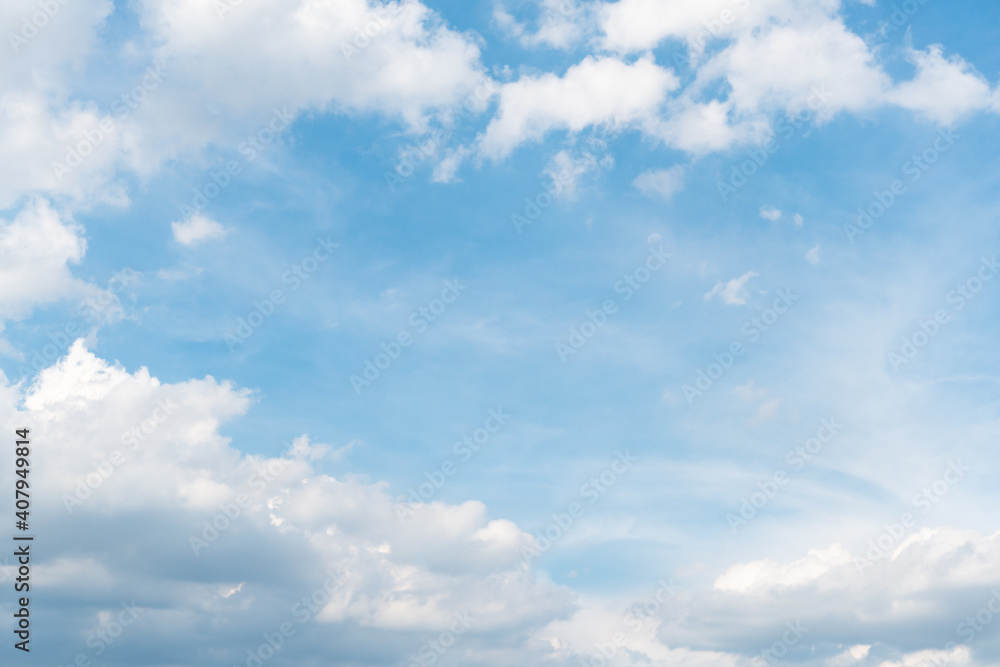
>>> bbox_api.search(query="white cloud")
[704,270,758,306]
[596,0,891,122]
[630,528,1000,664]
[0,0,114,91]
[0,1,136,209]
[699,18,890,118]
[140,0,493,133]
[760,206,782,221]
[849,645,870,660]
[633,166,685,200]
[589,1,1000,160]
[171,214,228,246]
[478,55,679,159]
[0,93,129,209]
[598,0,805,54]
[0,199,99,321]
[710,526,1000,610]
[536,600,739,667]
[793,212,804,227]
[713,543,854,593]
[887,46,998,125]
[647,98,768,155]
[823,645,871,667]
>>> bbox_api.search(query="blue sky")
[2,0,1000,665]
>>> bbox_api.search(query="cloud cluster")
[8,340,1000,665]
[474,0,1000,168]
[2,342,577,664]
[4,0,998,207]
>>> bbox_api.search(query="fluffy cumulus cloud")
[138,0,492,134]
[597,0,820,54]
[693,17,891,118]
[0,0,123,207]
[0,199,96,320]
[0,93,136,209]
[534,600,740,667]
[1,343,576,665]
[0,198,129,363]
[172,214,228,246]
[598,0,887,124]
[647,98,770,155]
[648,529,1000,664]
[478,55,679,159]
[887,46,1000,125]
